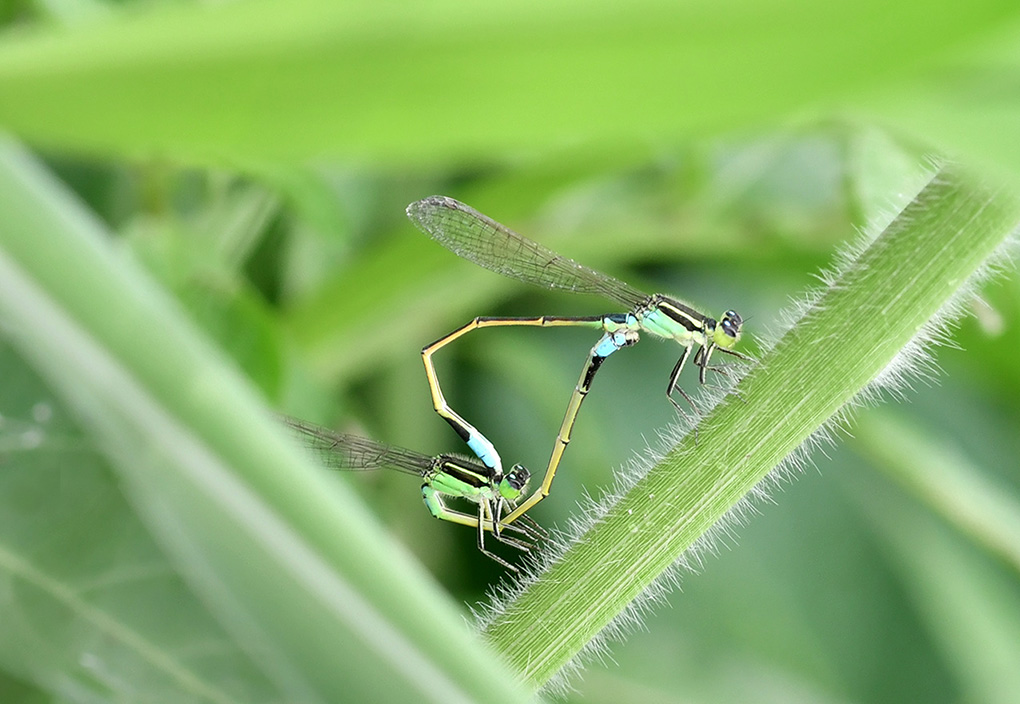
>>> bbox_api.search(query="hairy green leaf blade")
[481,163,1020,688]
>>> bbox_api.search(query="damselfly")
[283,416,544,571]
[407,196,749,525]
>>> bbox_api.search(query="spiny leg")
[421,485,536,538]
[696,345,753,403]
[492,493,541,540]
[514,512,549,541]
[697,344,754,382]
[496,490,546,542]
[665,345,702,422]
[490,527,534,552]
[491,496,534,551]
[697,344,713,386]
[667,344,753,415]
[496,510,546,544]
[475,502,520,571]
[422,484,519,569]
[697,363,748,404]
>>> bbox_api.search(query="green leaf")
[0,138,536,702]
[0,0,1016,166]
[0,342,281,702]
[852,409,1020,579]
[479,163,1020,689]
[849,472,1020,704]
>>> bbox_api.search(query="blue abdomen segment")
[594,334,622,358]
[594,332,630,358]
[467,433,502,472]
[595,314,640,358]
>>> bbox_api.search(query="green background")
[0,1,1019,702]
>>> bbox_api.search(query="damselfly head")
[713,310,743,349]
[499,464,531,501]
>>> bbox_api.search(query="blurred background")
[0,1,1019,702]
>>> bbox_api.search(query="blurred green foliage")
[0,1,1019,702]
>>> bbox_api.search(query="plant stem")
[481,163,1020,689]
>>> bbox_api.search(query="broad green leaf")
[853,410,1020,579]
[0,138,536,702]
[851,473,1020,704]
[0,342,281,702]
[0,0,1015,169]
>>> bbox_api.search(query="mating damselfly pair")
[285,196,748,571]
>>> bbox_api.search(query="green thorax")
[428,455,496,500]
[427,456,530,503]
[635,294,711,345]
